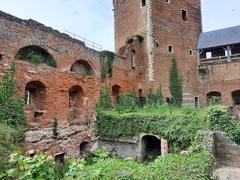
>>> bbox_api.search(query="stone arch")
[25,81,46,110]
[206,91,221,105]
[70,60,94,76]
[15,45,57,68]
[232,90,240,105]
[79,141,90,156]
[69,85,84,108]
[140,135,161,161]
[112,84,121,103]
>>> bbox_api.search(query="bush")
[149,151,214,179]
[96,86,112,110]
[96,107,209,152]
[208,105,240,144]
[115,90,139,112]
[147,85,164,107]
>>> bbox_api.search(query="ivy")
[96,85,113,111]
[169,57,183,106]
[96,107,209,153]
[99,51,115,81]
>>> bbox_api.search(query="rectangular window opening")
[182,10,188,21]
[131,49,136,70]
[165,0,171,4]
[141,0,146,7]
[168,45,173,53]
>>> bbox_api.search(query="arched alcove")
[141,135,161,161]
[69,85,84,108]
[232,90,240,105]
[16,45,57,67]
[70,60,94,76]
[206,91,221,105]
[112,84,121,103]
[25,81,46,110]
[79,141,90,156]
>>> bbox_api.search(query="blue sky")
[0,0,240,51]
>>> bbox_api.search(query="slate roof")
[196,26,240,50]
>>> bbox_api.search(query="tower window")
[131,49,136,70]
[165,0,171,4]
[141,0,146,7]
[168,45,173,53]
[182,10,188,21]
[0,54,2,61]
[189,49,193,55]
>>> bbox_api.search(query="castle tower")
[113,0,202,105]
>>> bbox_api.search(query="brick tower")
[113,0,202,106]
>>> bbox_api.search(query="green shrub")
[147,85,164,107]
[0,63,27,129]
[208,105,240,144]
[115,90,139,112]
[169,57,183,106]
[96,86,112,110]
[96,107,209,152]
[149,151,214,180]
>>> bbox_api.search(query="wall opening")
[25,81,46,110]
[0,54,2,61]
[15,45,57,68]
[168,45,173,53]
[70,60,94,76]
[231,45,240,55]
[131,49,136,70]
[232,90,240,105]
[182,10,188,21]
[69,85,84,108]
[165,0,171,4]
[80,141,90,156]
[55,152,65,165]
[207,91,221,105]
[139,89,146,107]
[194,96,199,109]
[141,0,146,7]
[189,49,193,55]
[112,85,121,103]
[141,135,161,161]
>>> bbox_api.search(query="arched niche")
[16,45,57,68]
[232,90,240,105]
[206,91,221,105]
[70,60,94,76]
[25,81,46,110]
[69,85,84,108]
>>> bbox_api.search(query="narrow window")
[168,45,173,53]
[182,10,188,21]
[141,0,146,7]
[189,49,193,55]
[194,96,199,109]
[131,49,136,70]
[0,54,2,61]
[155,41,160,48]
[165,0,171,4]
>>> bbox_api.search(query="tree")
[169,57,183,106]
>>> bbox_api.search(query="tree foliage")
[169,57,183,106]
[147,85,164,107]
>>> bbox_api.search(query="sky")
[0,0,240,51]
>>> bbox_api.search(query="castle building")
[0,0,240,158]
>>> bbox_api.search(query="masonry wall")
[198,62,240,106]
[151,0,202,101]
[0,11,101,157]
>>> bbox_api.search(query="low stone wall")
[92,134,168,161]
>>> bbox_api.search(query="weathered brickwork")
[0,11,101,158]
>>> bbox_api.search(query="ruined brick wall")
[0,11,101,157]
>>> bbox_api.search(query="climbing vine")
[99,51,115,81]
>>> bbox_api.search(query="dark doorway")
[232,90,240,105]
[141,135,161,161]
[55,152,65,165]
[80,141,90,156]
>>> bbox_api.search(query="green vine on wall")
[100,51,115,81]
